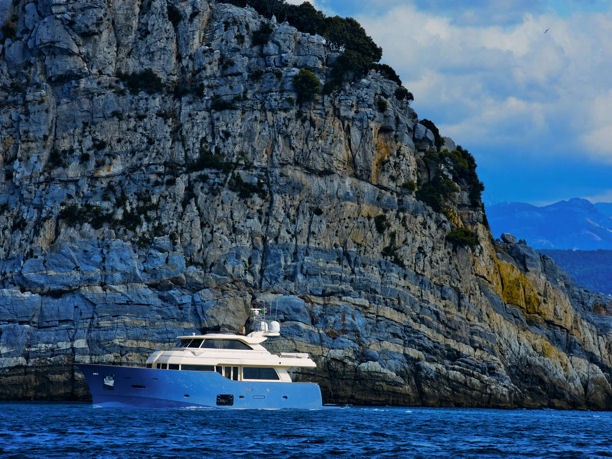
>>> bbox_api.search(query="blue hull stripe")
[78,364,322,409]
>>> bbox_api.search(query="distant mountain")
[541,250,612,296]
[487,198,612,250]
[595,202,612,217]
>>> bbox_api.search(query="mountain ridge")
[487,198,612,250]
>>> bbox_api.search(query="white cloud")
[285,0,317,6]
[587,189,612,203]
[355,3,612,165]
[581,90,612,164]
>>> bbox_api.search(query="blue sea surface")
[0,403,610,458]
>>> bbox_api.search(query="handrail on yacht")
[279,352,310,359]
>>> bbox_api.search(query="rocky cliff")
[0,0,610,408]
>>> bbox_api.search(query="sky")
[286,0,612,205]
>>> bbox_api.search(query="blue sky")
[287,0,612,205]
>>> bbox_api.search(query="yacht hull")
[78,364,322,409]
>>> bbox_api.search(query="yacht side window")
[242,367,279,380]
[216,366,241,380]
[181,365,215,372]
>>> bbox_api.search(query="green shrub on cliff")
[445,146,485,206]
[283,1,326,35]
[446,227,479,248]
[47,149,65,168]
[167,4,182,28]
[221,0,385,88]
[420,119,444,150]
[190,144,233,172]
[372,63,402,85]
[293,69,321,104]
[374,214,389,234]
[416,141,484,213]
[59,204,108,229]
[229,173,267,199]
[210,96,237,111]
[117,69,163,94]
[416,174,458,215]
[326,49,374,92]
[1,19,17,41]
[252,22,273,46]
[395,87,414,102]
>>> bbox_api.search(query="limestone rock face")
[1,0,610,408]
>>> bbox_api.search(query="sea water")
[0,403,610,458]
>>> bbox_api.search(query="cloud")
[285,0,317,6]
[581,90,612,164]
[353,2,612,165]
[587,189,612,203]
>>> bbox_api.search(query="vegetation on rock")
[293,69,321,104]
[59,204,109,230]
[416,144,484,214]
[1,19,17,42]
[416,173,458,216]
[445,227,479,248]
[190,145,234,172]
[221,0,384,88]
[229,173,267,199]
[445,146,485,207]
[117,69,164,94]
[372,63,402,85]
[394,86,414,102]
[252,22,273,46]
[420,119,444,150]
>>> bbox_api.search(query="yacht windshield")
[179,338,204,348]
[202,339,252,350]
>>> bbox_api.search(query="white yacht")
[78,314,322,409]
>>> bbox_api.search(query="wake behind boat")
[78,311,322,409]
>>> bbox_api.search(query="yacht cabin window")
[202,339,253,350]
[242,367,279,380]
[181,365,215,372]
[164,364,279,381]
[219,366,240,381]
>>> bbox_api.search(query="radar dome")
[269,321,281,334]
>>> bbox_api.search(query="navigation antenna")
[249,305,280,337]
